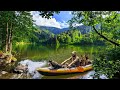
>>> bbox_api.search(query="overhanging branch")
[93,26,120,46]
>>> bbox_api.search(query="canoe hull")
[37,64,93,76]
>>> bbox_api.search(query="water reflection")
[0,44,107,79]
[13,44,106,63]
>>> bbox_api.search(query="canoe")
[36,64,93,76]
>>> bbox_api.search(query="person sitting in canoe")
[48,51,81,69]
[80,54,91,66]
[85,54,92,65]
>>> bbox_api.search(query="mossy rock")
[4,54,17,63]
[0,51,4,57]
[0,50,3,54]
[11,56,17,62]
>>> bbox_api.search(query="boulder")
[4,54,17,63]
[1,71,8,75]
[0,52,17,64]
[14,64,28,74]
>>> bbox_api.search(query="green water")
[0,44,106,79]
[14,44,105,63]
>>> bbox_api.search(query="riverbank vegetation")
[68,11,120,79]
[0,11,120,79]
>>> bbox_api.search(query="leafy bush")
[93,46,120,79]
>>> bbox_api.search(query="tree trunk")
[1,31,6,50]
[93,26,120,46]
[8,22,12,54]
[5,22,9,53]
[9,26,13,54]
[8,28,10,52]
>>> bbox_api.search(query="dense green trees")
[68,11,120,46]
[93,46,120,79]
[1,11,120,78]
[39,11,60,19]
[0,11,35,53]
[68,11,120,78]
[33,27,106,46]
[0,11,57,53]
[35,28,105,46]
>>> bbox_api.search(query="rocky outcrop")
[13,64,28,74]
[0,51,17,64]
[0,71,8,77]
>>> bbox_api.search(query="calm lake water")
[0,44,106,79]
[14,44,105,62]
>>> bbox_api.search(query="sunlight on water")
[81,71,108,79]
[19,60,47,79]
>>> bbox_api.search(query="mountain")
[75,25,91,34]
[38,24,100,35]
[39,26,69,34]
[33,24,101,44]
[34,29,55,43]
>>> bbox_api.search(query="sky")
[31,11,112,29]
[31,11,73,29]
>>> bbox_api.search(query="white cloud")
[59,21,69,28]
[68,11,72,15]
[102,15,109,18]
[72,23,83,27]
[31,11,69,29]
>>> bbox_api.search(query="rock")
[3,54,17,63]
[0,52,17,65]
[5,55,12,63]
[15,64,28,71]
[14,69,24,74]
[1,71,8,75]
[0,51,3,57]
[11,56,17,62]
[0,54,5,59]
[14,64,28,74]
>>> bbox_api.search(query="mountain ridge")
[38,25,93,34]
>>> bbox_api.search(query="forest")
[0,11,120,79]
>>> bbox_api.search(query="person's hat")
[71,51,77,55]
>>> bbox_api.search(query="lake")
[0,44,106,79]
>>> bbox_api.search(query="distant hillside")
[75,25,92,34]
[33,24,101,44]
[38,25,95,35]
[34,29,55,43]
[39,26,69,34]
[34,24,100,42]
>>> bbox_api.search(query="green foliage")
[57,29,81,44]
[69,11,120,46]
[39,11,60,19]
[0,11,60,51]
[55,29,105,45]
[93,46,120,79]
[0,11,36,51]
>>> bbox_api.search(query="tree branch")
[93,26,120,46]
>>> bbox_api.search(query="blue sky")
[31,11,73,29]
[53,11,73,23]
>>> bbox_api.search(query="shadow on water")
[42,70,94,79]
